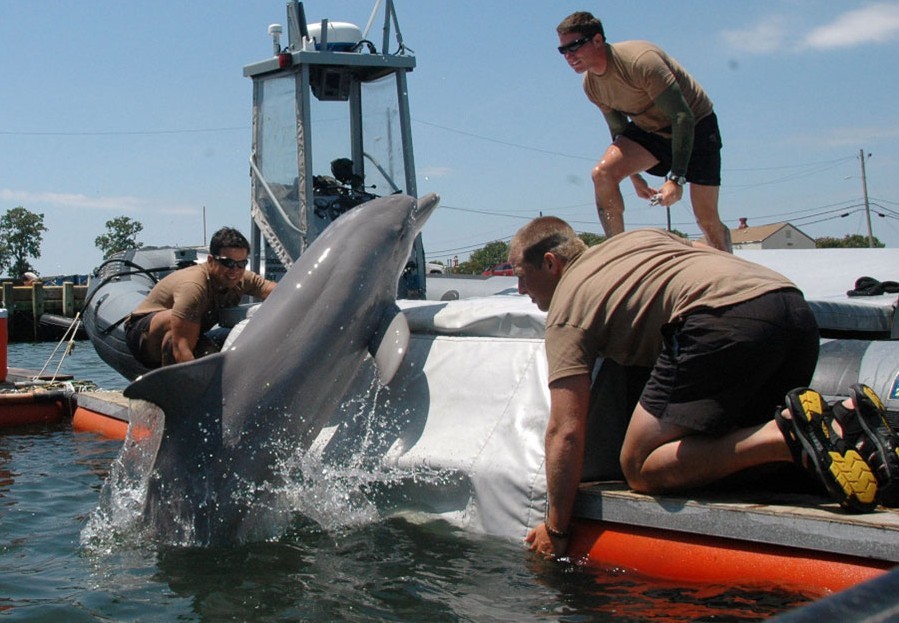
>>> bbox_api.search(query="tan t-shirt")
[545,229,797,382]
[130,262,269,331]
[583,40,714,136]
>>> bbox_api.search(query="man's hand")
[525,523,569,558]
[656,179,684,207]
[630,174,657,200]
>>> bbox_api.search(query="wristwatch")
[666,173,687,186]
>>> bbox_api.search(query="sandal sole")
[849,384,899,506]
[783,388,878,513]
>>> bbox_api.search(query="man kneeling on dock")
[508,218,899,558]
[125,227,276,368]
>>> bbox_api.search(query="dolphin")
[122,193,440,545]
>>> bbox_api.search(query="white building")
[728,219,816,250]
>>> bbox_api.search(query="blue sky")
[3,1,899,276]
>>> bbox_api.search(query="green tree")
[816,234,884,248]
[95,216,144,259]
[579,232,606,247]
[0,206,48,278]
[457,231,611,274]
[457,240,509,274]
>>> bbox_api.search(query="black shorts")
[124,312,158,368]
[620,112,722,186]
[639,289,819,435]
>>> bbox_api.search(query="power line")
[412,119,595,162]
[0,127,248,137]
[725,156,855,172]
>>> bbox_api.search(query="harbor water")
[0,341,816,622]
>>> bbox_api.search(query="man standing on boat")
[556,12,731,252]
[125,226,276,368]
[509,217,898,558]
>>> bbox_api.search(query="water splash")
[81,400,164,552]
[81,375,467,550]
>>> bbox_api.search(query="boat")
[77,0,899,610]
[82,246,203,381]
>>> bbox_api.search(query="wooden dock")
[1,281,88,341]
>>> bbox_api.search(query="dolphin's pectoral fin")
[370,305,410,385]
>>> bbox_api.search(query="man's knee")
[147,310,174,338]
[618,404,682,493]
[591,162,620,191]
[619,444,649,492]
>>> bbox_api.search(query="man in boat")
[124,226,276,368]
[509,217,899,558]
[556,12,731,252]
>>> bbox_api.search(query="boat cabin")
[242,0,427,298]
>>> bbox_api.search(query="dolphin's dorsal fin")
[370,305,410,385]
[124,352,225,418]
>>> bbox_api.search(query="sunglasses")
[212,255,248,270]
[558,35,591,55]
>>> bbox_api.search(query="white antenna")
[362,0,383,39]
[268,24,283,55]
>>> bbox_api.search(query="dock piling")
[0,281,88,342]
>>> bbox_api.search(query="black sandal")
[831,384,899,507]
[776,388,879,512]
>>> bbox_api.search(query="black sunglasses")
[212,255,248,270]
[558,35,591,55]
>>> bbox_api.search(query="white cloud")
[801,2,899,50]
[419,166,452,178]
[721,15,789,54]
[722,4,899,55]
[0,189,195,214]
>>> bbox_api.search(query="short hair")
[510,216,587,268]
[209,227,250,255]
[557,12,605,40]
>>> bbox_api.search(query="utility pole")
[859,149,874,248]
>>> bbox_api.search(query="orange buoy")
[72,406,130,439]
[568,519,890,595]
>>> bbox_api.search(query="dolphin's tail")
[124,354,227,543]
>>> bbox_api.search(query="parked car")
[482,263,514,276]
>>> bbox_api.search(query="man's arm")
[260,279,277,299]
[601,109,629,140]
[653,83,695,178]
[526,373,592,557]
[169,315,202,363]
